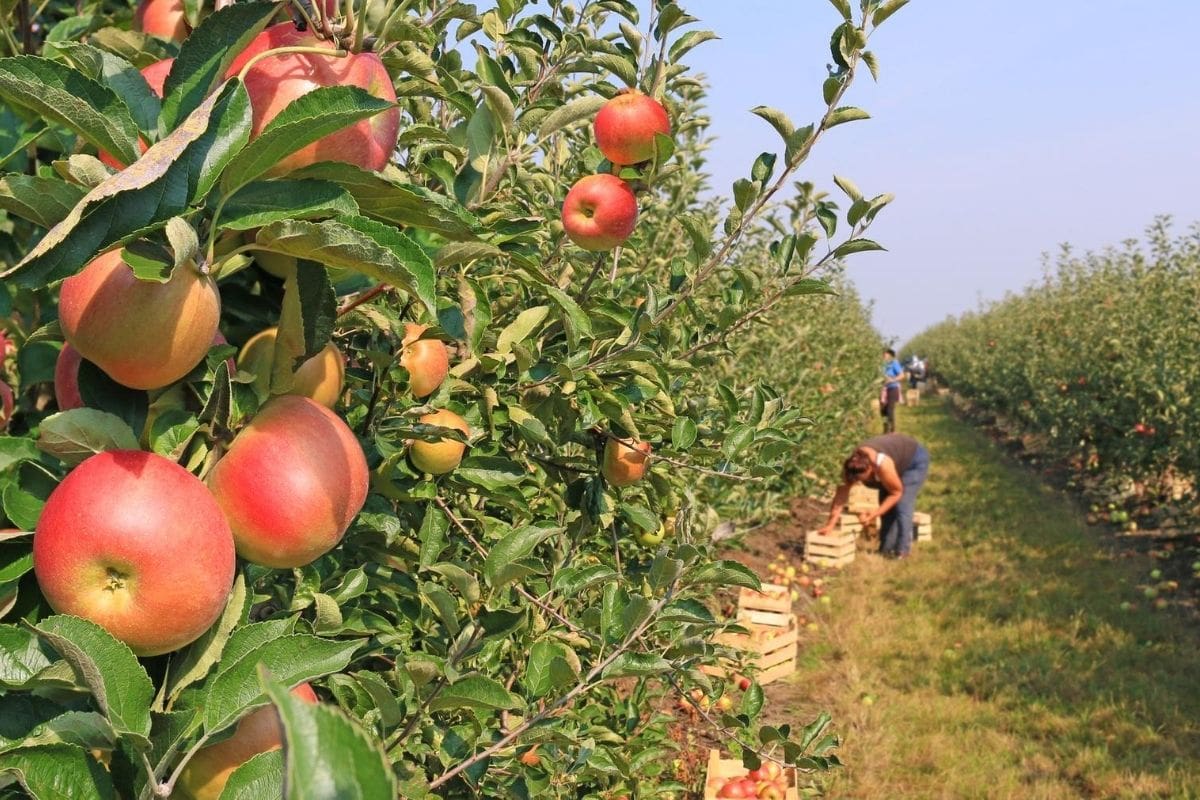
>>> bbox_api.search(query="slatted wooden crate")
[737,583,792,626]
[914,511,933,542]
[705,614,798,686]
[805,529,855,567]
[703,750,800,800]
[847,484,879,513]
[905,388,920,406]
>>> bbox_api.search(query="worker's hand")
[857,511,874,526]
[816,523,834,536]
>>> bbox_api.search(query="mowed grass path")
[773,400,1200,799]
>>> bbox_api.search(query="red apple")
[562,174,638,251]
[207,396,368,569]
[53,343,85,410]
[58,249,221,390]
[409,409,469,475]
[178,683,318,800]
[398,323,449,398]
[737,676,751,691]
[32,451,235,656]
[0,382,12,429]
[226,23,400,176]
[601,437,651,487]
[133,0,188,42]
[237,327,345,409]
[593,90,671,165]
[98,58,173,169]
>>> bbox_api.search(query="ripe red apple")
[409,409,469,475]
[562,174,638,251]
[207,396,368,569]
[593,90,671,165]
[0,382,12,429]
[518,746,540,767]
[398,323,449,398]
[178,683,318,800]
[54,344,85,410]
[98,58,173,169]
[237,327,345,409]
[601,437,651,486]
[226,23,400,176]
[58,249,221,390]
[737,676,751,691]
[133,0,188,42]
[32,450,235,656]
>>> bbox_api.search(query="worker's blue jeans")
[878,445,930,556]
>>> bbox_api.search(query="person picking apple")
[817,433,930,559]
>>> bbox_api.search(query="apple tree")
[0,0,903,797]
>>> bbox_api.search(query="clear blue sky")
[675,1,1200,343]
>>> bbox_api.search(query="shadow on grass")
[887,401,1200,795]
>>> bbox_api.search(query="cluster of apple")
[765,555,826,601]
[713,762,788,799]
[560,90,671,251]
[21,7,468,796]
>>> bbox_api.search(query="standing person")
[880,348,903,432]
[817,433,931,558]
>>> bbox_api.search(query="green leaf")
[832,174,861,202]
[483,525,558,587]
[862,49,880,81]
[543,285,593,347]
[601,652,671,679]
[218,749,283,800]
[669,29,719,62]
[417,504,448,569]
[0,437,41,474]
[783,278,836,298]
[204,634,359,735]
[831,238,885,257]
[589,52,637,87]
[32,615,154,741]
[551,565,617,596]
[0,744,115,800]
[0,175,85,229]
[1,82,248,287]
[221,86,395,189]
[218,179,359,230]
[0,625,54,688]
[50,42,161,135]
[671,417,698,450]
[292,164,484,241]
[427,674,521,711]
[827,0,852,20]
[294,261,337,359]
[262,668,397,800]
[524,640,579,698]
[872,0,909,27]
[254,216,437,318]
[750,106,794,142]
[536,94,606,139]
[455,456,526,491]
[495,305,549,355]
[0,56,140,166]
[159,1,278,132]
[686,560,761,591]
[826,106,870,128]
[168,574,249,703]
[36,409,139,466]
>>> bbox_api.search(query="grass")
[766,399,1200,799]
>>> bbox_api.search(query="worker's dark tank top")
[861,433,919,474]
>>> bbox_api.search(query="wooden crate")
[905,388,920,406]
[914,511,933,542]
[704,614,799,686]
[703,749,800,800]
[805,529,855,566]
[737,583,792,626]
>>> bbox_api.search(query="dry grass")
[760,400,1200,799]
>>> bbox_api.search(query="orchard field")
[1,0,1199,798]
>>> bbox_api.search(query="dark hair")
[884,348,896,357]
[843,449,872,483]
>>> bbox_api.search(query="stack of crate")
[704,584,799,686]
[847,483,879,513]
[703,749,800,800]
[804,529,856,567]
[914,511,933,542]
[905,387,921,406]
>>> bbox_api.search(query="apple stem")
[235,45,349,84]
[287,0,316,35]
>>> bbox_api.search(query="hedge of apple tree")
[907,218,1200,516]
[0,0,902,797]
